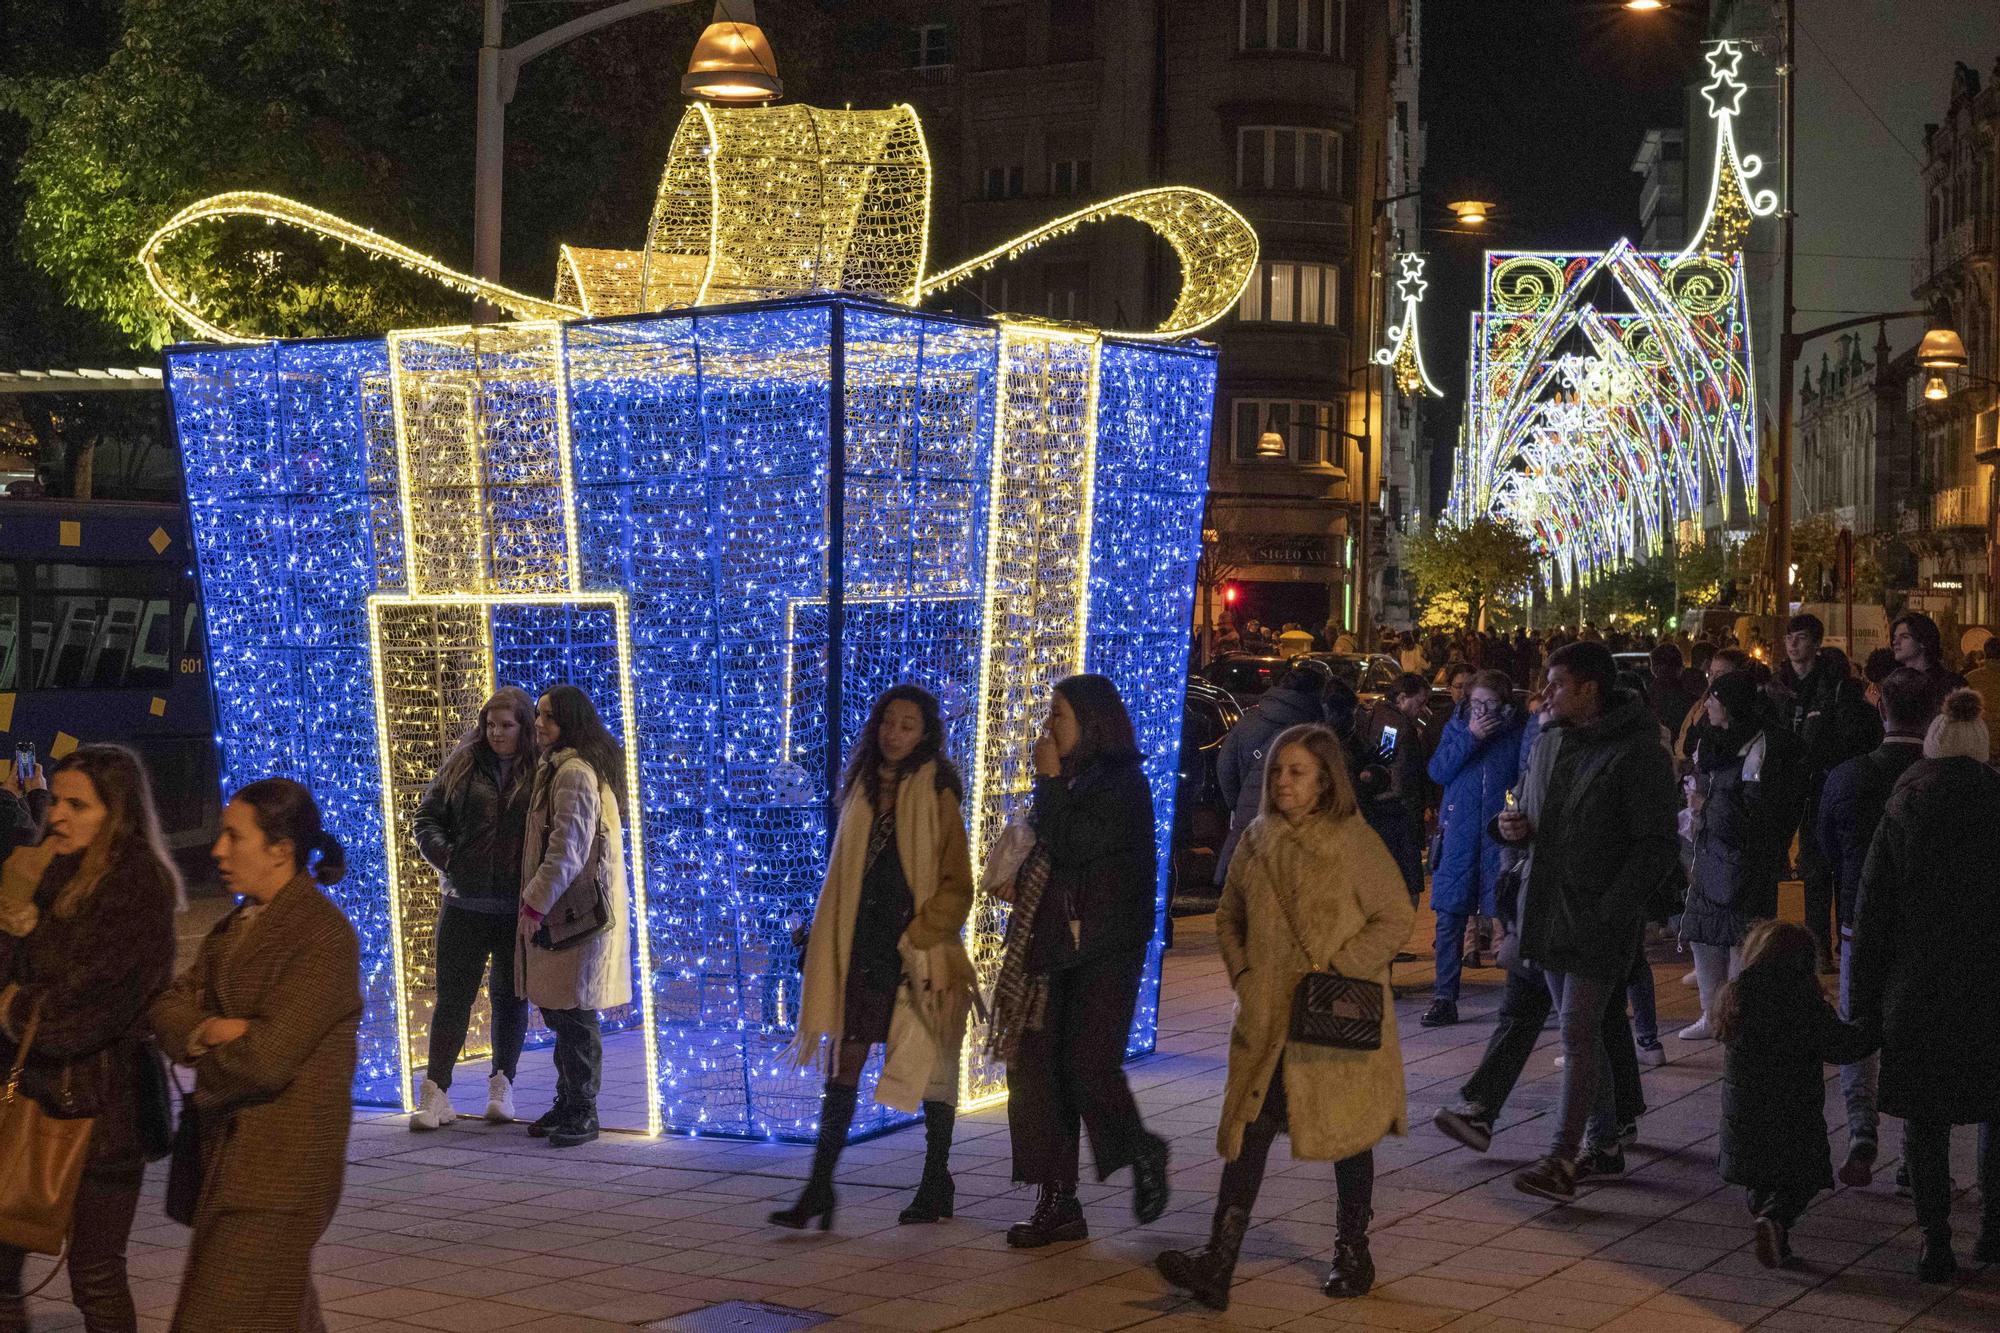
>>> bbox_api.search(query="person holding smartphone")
[1423,671,1525,1028]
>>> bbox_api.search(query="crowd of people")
[3,605,1999,1326]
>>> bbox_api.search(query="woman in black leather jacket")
[409,687,537,1128]
[998,674,1171,1247]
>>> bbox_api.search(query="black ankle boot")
[1155,1204,1251,1310]
[1918,1227,1958,1283]
[1006,1182,1087,1248]
[1132,1131,1171,1225]
[1323,1237,1375,1298]
[770,1081,857,1231]
[899,1100,956,1224]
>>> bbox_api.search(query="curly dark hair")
[840,684,964,807]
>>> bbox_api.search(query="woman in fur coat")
[772,684,976,1230]
[1156,723,1415,1310]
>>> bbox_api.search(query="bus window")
[30,564,175,690]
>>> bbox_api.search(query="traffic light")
[1222,583,1239,606]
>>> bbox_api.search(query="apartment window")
[1233,399,1336,465]
[982,162,1025,200]
[1240,0,1345,58]
[981,2,1033,68]
[1238,261,1339,326]
[912,22,952,68]
[1044,261,1089,320]
[1050,0,1096,59]
[1049,156,1092,196]
[1237,126,1341,195]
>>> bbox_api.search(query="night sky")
[1415,0,2000,510]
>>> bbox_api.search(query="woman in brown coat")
[1156,723,1414,1310]
[152,779,361,1333]
[0,746,180,1333]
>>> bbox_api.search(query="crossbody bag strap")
[1264,875,1327,975]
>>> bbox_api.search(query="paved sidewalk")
[25,904,2000,1332]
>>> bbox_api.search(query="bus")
[0,497,220,887]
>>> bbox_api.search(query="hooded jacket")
[1214,686,1323,878]
[1426,703,1526,917]
[1506,690,1679,983]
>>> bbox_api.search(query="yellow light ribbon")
[140,103,1256,343]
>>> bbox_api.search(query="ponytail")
[312,831,348,886]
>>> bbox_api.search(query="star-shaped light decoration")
[1704,39,1745,81]
[1375,251,1441,398]
[1396,253,1429,306]
[1701,72,1747,121]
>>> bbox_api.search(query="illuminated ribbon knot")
[141,102,1258,344]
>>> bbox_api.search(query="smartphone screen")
[14,744,32,784]
[1378,724,1399,759]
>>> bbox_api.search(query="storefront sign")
[1247,536,1330,566]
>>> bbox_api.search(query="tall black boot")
[899,1100,957,1224]
[1156,1204,1251,1310]
[1323,1152,1376,1299]
[770,1080,857,1231]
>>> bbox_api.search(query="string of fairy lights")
[159,102,1232,1140]
[1450,40,1772,592]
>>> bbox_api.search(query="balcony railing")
[1913,214,1995,290]
[1927,480,1987,532]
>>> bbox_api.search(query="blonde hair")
[1259,724,1359,822]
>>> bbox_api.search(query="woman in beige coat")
[1156,723,1414,1310]
[771,684,976,1230]
[516,684,632,1148]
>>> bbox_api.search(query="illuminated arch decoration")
[159,107,1235,1143]
[1449,41,1770,591]
[141,104,1256,345]
[1374,253,1442,398]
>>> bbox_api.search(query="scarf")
[985,837,1054,1066]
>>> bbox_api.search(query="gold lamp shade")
[682,0,782,103]
[1917,324,1969,372]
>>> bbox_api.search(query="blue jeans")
[1837,932,1879,1145]
[1434,908,1468,1001]
[1627,941,1659,1046]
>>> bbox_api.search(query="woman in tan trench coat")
[1156,723,1414,1310]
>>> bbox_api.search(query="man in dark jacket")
[1497,642,1679,1203]
[1646,643,1696,739]
[1889,610,1965,717]
[1776,615,1882,970]
[1213,667,1323,882]
[1814,667,1930,1187]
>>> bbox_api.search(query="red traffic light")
[1222,584,1239,605]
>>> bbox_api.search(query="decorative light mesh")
[168,297,1216,1141]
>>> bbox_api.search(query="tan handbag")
[0,996,96,1255]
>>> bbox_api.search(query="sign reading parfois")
[158,103,1255,1140]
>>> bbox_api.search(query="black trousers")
[0,1171,143,1332]
[1007,944,1150,1186]
[1905,1119,2000,1234]
[426,900,528,1088]
[1801,867,1836,964]
[1459,962,1645,1129]
[1220,1059,1373,1239]
[542,1006,602,1108]
[1747,1185,1815,1229]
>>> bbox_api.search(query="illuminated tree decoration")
[158,103,1238,1142]
[1375,253,1442,398]
[1450,41,1771,591]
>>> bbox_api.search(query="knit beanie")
[1924,687,1990,762]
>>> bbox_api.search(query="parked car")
[1200,653,1288,705]
[1303,652,1402,708]
[1613,651,1654,681]
[1169,678,1243,916]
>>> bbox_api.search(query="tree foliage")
[1403,516,1539,631]
[0,0,740,349]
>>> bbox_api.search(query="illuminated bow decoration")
[141,102,1259,344]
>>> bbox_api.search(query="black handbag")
[163,1065,201,1226]
[1268,878,1384,1052]
[531,802,610,953]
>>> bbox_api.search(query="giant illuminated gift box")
[157,104,1254,1140]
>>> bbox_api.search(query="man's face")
[1395,690,1427,719]
[1448,672,1473,704]
[1892,624,1922,666]
[1543,666,1596,726]
[1785,629,1819,667]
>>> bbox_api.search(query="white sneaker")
[1552,1054,1567,1069]
[1678,1016,1713,1041]
[485,1073,516,1123]
[411,1077,456,1130]
[1679,970,1699,988]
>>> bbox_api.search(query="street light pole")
[474,0,694,301]
[1769,0,1797,636]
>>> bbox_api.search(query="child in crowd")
[1714,920,1877,1267]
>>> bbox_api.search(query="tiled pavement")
[27,894,2000,1332]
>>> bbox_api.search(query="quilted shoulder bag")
[0,996,96,1255]
[1267,880,1384,1052]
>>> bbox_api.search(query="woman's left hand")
[1033,732,1062,777]
[0,898,36,937]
